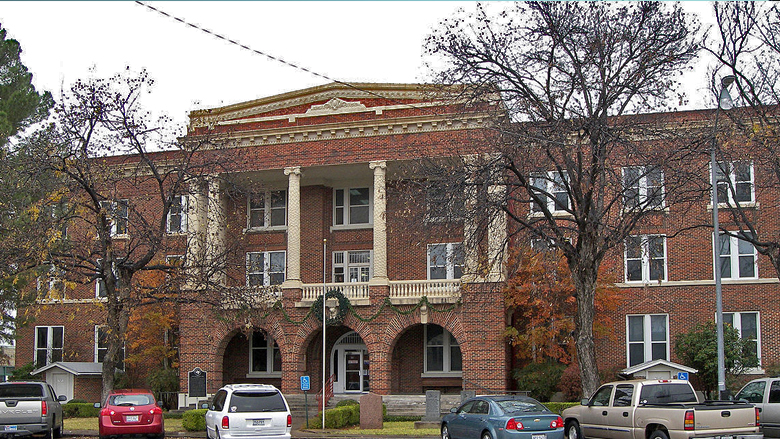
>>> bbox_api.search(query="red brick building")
[15,83,779,404]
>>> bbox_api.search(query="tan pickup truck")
[562,379,762,439]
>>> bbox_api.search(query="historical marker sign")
[189,367,207,398]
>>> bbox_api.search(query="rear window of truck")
[640,384,697,404]
[0,384,44,398]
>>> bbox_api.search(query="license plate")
[252,419,266,426]
[4,426,17,431]
[126,415,139,422]
[532,434,546,439]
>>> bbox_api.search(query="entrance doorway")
[331,331,369,394]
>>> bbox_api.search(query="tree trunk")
[101,275,132,403]
[571,258,600,398]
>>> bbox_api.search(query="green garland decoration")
[311,288,350,325]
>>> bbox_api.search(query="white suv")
[205,384,292,439]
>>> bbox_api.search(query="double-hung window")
[626,314,668,367]
[95,259,120,298]
[333,250,372,283]
[623,166,664,210]
[712,161,754,205]
[530,171,570,214]
[428,243,464,280]
[248,190,286,229]
[334,187,371,226]
[100,200,129,236]
[423,324,462,374]
[35,326,64,367]
[724,311,761,366]
[716,232,758,279]
[246,251,286,286]
[625,235,667,282]
[249,331,281,375]
[426,181,464,222]
[95,326,125,369]
[167,195,187,234]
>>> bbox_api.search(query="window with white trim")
[35,326,63,367]
[95,259,121,298]
[426,181,464,221]
[250,331,281,374]
[248,190,286,229]
[246,251,286,286]
[623,166,664,209]
[627,314,668,367]
[167,195,187,233]
[427,243,464,280]
[716,232,758,279]
[100,200,128,236]
[625,235,667,282]
[424,325,462,374]
[530,171,570,213]
[712,161,754,205]
[95,326,125,369]
[333,250,372,283]
[724,312,761,366]
[39,264,65,297]
[334,187,372,226]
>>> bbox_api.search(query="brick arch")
[383,308,464,353]
[211,313,289,360]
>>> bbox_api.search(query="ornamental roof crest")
[305,98,367,116]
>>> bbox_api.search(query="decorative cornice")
[306,98,367,116]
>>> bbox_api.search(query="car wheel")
[481,430,493,439]
[442,424,451,439]
[567,421,583,439]
[649,430,669,439]
[43,425,54,439]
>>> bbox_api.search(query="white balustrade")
[300,282,371,301]
[389,279,461,298]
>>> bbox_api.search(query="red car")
[97,389,164,439]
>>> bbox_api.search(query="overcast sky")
[3,1,716,130]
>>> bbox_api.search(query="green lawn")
[64,417,183,432]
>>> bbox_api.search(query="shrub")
[336,399,359,407]
[62,402,101,418]
[514,361,566,401]
[558,363,582,401]
[542,402,579,415]
[182,409,207,431]
[307,405,358,429]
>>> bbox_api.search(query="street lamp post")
[712,75,735,400]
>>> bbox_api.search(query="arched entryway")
[221,329,282,388]
[331,331,369,394]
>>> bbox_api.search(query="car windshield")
[229,391,287,413]
[0,384,43,398]
[109,394,154,406]
[496,399,548,414]
[639,384,697,404]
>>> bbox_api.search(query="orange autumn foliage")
[504,246,623,364]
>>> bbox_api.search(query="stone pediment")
[305,98,367,116]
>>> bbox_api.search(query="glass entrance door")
[344,350,362,392]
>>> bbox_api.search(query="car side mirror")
[57,395,67,402]
[450,407,457,413]
[580,398,589,406]
[94,403,101,408]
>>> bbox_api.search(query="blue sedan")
[441,395,565,439]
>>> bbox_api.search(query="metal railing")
[316,374,335,410]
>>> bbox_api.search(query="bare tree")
[705,3,780,278]
[423,1,701,397]
[20,70,266,401]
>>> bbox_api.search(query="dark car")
[96,389,163,439]
[441,395,564,439]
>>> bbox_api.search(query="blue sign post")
[301,376,311,428]
[677,372,689,380]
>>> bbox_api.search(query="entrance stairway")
[284,394,463,420]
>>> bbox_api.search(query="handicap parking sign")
[677,372,689,380]
[300,375,311,391]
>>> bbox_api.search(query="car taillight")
[550,416,564,429]
[221,416,230,429]
[287,414,292,428]
[100,408,110,417]
[150,406,163,415]
[684,410,695,431]
[41,401,48,415]
[506,418,524,430]
[756,407,761,427]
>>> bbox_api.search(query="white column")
[369,160,389,285]
[282,166,302,289]
[462,155,479,282]
[206,177,227,285]
[486,184,507,282]
[184,180,207,289]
